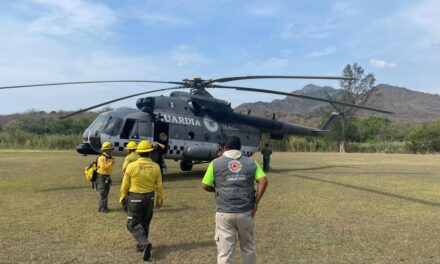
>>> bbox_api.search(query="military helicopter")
[1,75,392,171]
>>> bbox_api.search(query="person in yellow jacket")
[119,140,163,261]
[96,141,115,213]
[121,141,139,212]
[123,141,140,174]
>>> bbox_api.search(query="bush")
[0,132,81,150]
[407,119,440,153]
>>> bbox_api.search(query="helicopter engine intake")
[136,97,155,113]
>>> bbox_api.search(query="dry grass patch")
[1,152,440,263]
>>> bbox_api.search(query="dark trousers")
[96,174,111,211]
[127,192,155,247]
[263,158,270,171]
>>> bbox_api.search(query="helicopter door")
[121,119,151,140]
[121,119,136,139]
[153,121,169,146]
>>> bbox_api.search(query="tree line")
[268,116,440,154]
[0,111,97,150]
[0,110,439,153]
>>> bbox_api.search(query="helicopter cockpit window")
[102,117,123,136]
[137,121,149,138]
[122,120,150,139]
[88,115,109,132]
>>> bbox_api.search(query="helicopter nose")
[76,143,100,155]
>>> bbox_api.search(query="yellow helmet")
[126,141,138,150]
[137,140,154,153]
[100,141,114,151]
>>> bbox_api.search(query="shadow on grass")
[282,173,440,208]
[269,165,354,173]
[163,170,206,182]
[153,240,215,260]
[312,171,433,176]
[270,166,432,176]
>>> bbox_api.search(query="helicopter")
[0,75,393,171]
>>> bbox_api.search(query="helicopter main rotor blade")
[209,75,354,84]
[0,80,184,90]
[212,84,394,114]
[59,86,185,119]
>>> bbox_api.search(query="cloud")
[281,20,338,40]
[131,11,190,27]
[307,47,337,58]
[0,15,209,113]
[247,3,280,17]
[332,1,359,16]
[403,0,440,39]
[28,0,118,36]
[370,58,396,69]
[168,44,210,67]
[242,57,289,72]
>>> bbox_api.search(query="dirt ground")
[1,151,440,263]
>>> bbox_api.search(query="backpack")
[84,157,99,182]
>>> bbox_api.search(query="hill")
[235,84,440,122]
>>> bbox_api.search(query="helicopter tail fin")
[319,112,341,131]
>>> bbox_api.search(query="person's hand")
[251,202,258,218]
[120,198,127,206]
[156,199,163,209]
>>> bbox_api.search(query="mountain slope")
[236,84,440,122]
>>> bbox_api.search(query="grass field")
[1,151,440,263]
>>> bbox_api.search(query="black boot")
[143,242,152,261]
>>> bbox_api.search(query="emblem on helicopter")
[203,116,219,132]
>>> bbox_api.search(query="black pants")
[263,157,270,171]
[127,192,155,247]
[95,174,111,211]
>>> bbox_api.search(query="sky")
[0,0,439,114]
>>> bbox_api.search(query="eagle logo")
[203,116,219,132]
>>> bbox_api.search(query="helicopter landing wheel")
[180,160,193,171]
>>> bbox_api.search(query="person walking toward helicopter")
[202,136,268,264]
[96,141,115,213]
[120,140,163,261]
[121,141,139,211]
[123,141,139,174]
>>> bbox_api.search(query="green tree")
[408,119,440,153]
[326,63,378,152]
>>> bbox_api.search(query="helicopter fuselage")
[77,91,339,171]
[78,92,261,165]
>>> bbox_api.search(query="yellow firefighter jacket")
[97,153,114,176]
[122,152,140,173]
[119,158,163,203]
